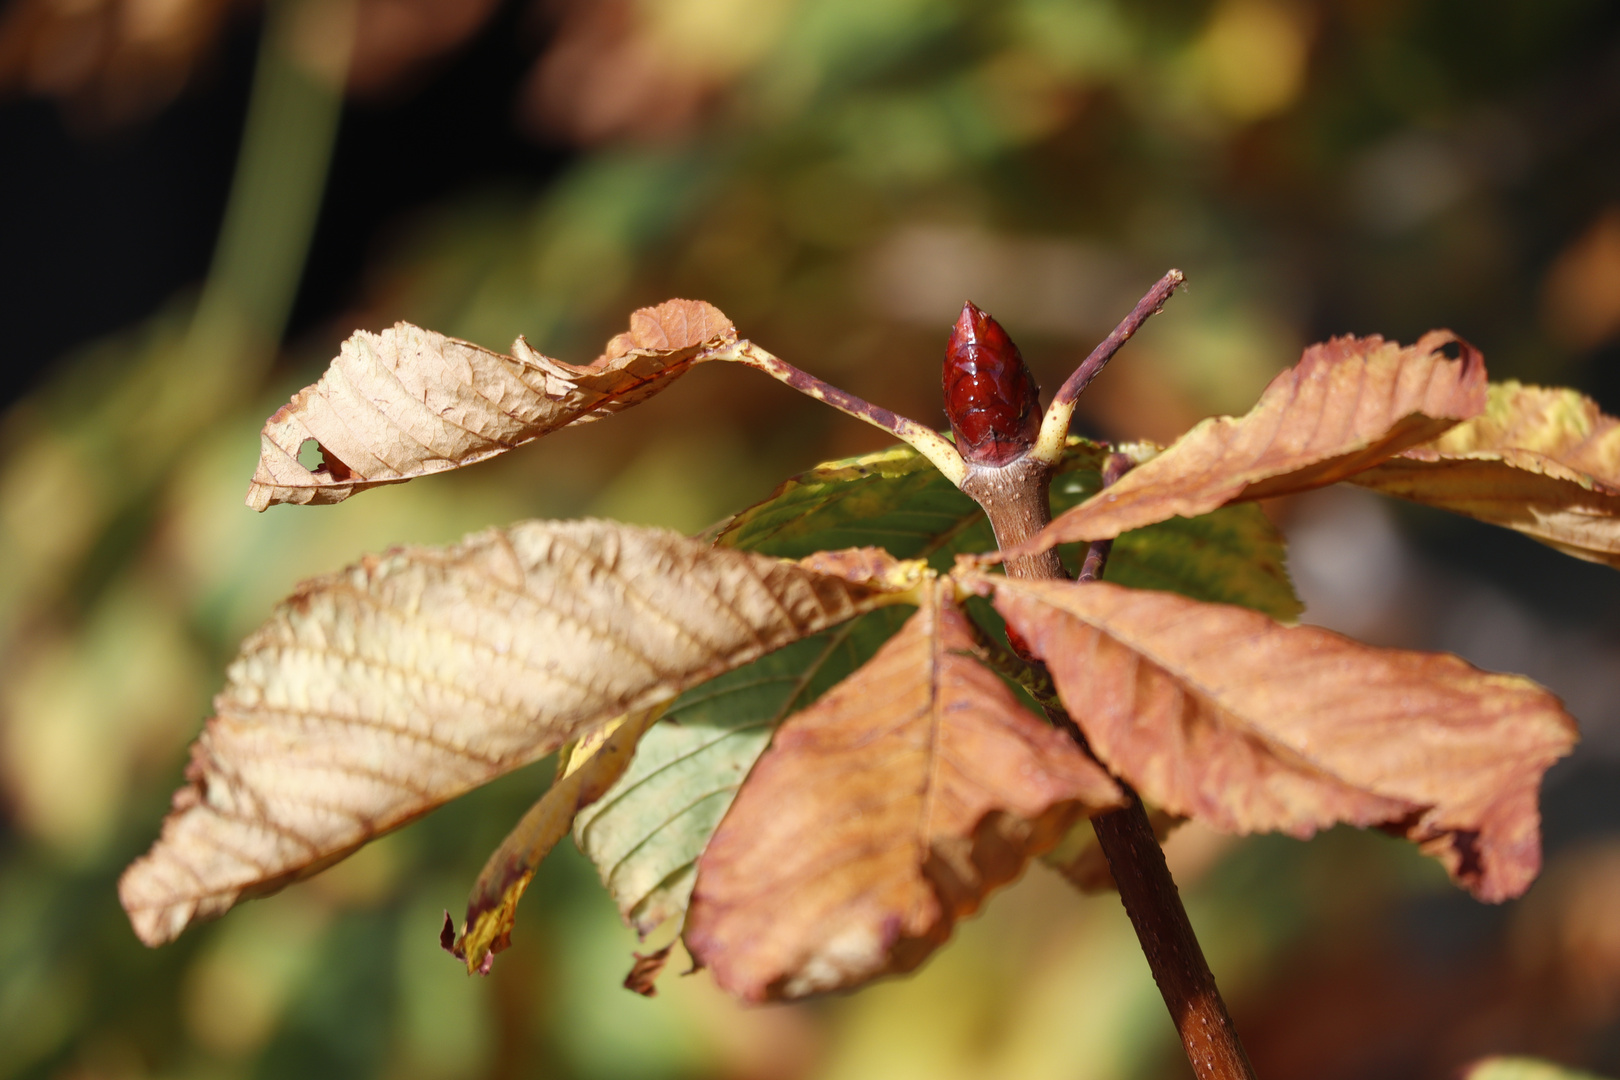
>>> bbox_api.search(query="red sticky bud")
[942,302,1042,467]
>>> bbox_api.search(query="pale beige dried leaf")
[1007,331,1486,556]
[975,573,1578,902]
[120,519,907,947]
[1353,381,1620,566]
[683,582,1123,1002]
[245,299,735,510]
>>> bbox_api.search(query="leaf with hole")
[247,299,737,509]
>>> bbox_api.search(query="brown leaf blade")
[1352,381,1620,566]
[1008,331,1486,555]
[245,299,736,510]
[683,582,1123,1001]
[120,521,913,947]
[977,574,1578,902]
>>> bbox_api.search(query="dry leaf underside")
[119,521,918,946]
[246,299,735,509]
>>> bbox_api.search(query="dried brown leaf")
[1007,332,1486,556]
[683,581,1123,1001]
[622,944,677,998]
[245,299,736,510]
[973,573,1578,902]
[120,520,914,946]
[1352,381,1620,566]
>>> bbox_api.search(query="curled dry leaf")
[1353,381,1620,566]
[622,944,677,998]
[119,520,916,947]
[967,571,1578,902]
[683,581,1123,1001]
[1006,331,1487,556]
[449,706,665,975]
[246,299,736,510]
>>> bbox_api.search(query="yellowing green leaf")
[1353,381,1620,566]
[1010,331,1487,556]
[448,706,665,975]
[572,608,911,937]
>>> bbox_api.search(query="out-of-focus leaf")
[1464,1057,1614,1080]
[449,705,665,975]
[683,581,1123,1002]
[246,299,737,510]
[0,0,236,124]
[572,606,911,938]
[1042,806,1185,894]
[1353,381,1620,567]
[621,943,676,998]
[1009,332,1488,556]
[719,438,1301,618]
[968,571,1578,902]
[120,519,918,947]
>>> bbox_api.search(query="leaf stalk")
[1030,269,1186,466]
[731,342,968,484]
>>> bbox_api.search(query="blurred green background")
[3,0,1620,1077]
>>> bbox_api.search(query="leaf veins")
[971,571,1579,902]
[119,520,914,946]
[682,580,1123,1001]
[246,299,736,510]
[1007,331,1487,556]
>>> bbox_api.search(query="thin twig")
[729,342,967,484]
[1031,270,1186,464]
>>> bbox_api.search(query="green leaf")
[572,608,910,935]
[719,438,1299,620]
[574,437,1298,935]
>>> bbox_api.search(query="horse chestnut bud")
[942,301,1042,467]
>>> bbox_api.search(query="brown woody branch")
[969,353,1259,1080]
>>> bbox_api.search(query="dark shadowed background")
[2,1,1620,1078]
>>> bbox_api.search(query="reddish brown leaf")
[246,299,736,510]
[119,521,915,947]
[970,572,1578,902]
[1006,331,1486,556]
[683,581,1123,1001]
[1352,381,1620,566]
